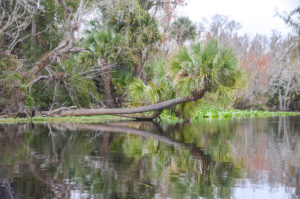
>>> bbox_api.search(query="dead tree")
[30,0,88,80]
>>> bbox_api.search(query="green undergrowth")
[159,109,300,123]
[0,109,299,124]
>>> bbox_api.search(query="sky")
[178,0,299,37]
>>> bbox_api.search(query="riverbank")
[0,109,299,124]
[0,115,130,124]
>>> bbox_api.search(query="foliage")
[102,0,161,81]
[170,16,197,45]
[104,0,161,49]
[159,108,300,122]
[169,39,241,95]
[32,81,71,110]
[19,0,64,61]
[127,39,245,118]
[83,29,124,63]
[81,28,125,106]
[66,69,100,107]
[0,51,30,114]
[30,54,101,109]
[126,58,174,106]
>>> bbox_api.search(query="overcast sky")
[178,0,299,36]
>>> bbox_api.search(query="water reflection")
[0,116,299,199]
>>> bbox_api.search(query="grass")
[0,109,300,124]
[0,115,130,124]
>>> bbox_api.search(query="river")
[0,116,299,198]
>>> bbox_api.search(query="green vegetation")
[0,115,129,124]
[1,110,299,124]
[170,16,197,45]
[160,109,300,123]
[192,109,300,119]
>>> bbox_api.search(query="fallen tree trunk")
[49,88,207,120]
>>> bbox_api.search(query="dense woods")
[0,0,299,118]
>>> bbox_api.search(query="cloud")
[178,0,298,36]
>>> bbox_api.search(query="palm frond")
[168,39,242,98]
[168,47,192,77]
[127,78,148,103]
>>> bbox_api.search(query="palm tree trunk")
[135,51,146,82]
[51,88,207,120]
[102,67,115,107]
[98,58,115,107]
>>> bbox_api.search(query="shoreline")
[0,110,299,124]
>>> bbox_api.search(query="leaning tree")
[48,39,242,120]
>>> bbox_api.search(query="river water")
[0,116,299,199]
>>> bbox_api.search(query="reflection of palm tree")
[54,122,209,159]
[100,132,111,158]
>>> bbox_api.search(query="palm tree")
[83,29,123,107]
[127,58,175,106]
[102,0,161,82]
[168,39,241,98]
[51,39,242,120]
[170,17,197,46]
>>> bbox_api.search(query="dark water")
[0,116,300,199]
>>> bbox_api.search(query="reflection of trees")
[1,117,299,198]
[0,121,243,199]
[50,121,243,199]
[53,122,214,198]
[232,116,300,197]
[0,124,84,199]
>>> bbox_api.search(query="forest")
[0,0,299,120]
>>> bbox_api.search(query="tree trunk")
[298,31,300,58]
[31,4,37,49]
[135,51,146,82]
[102,67,116,107]
[51,88,207,120]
